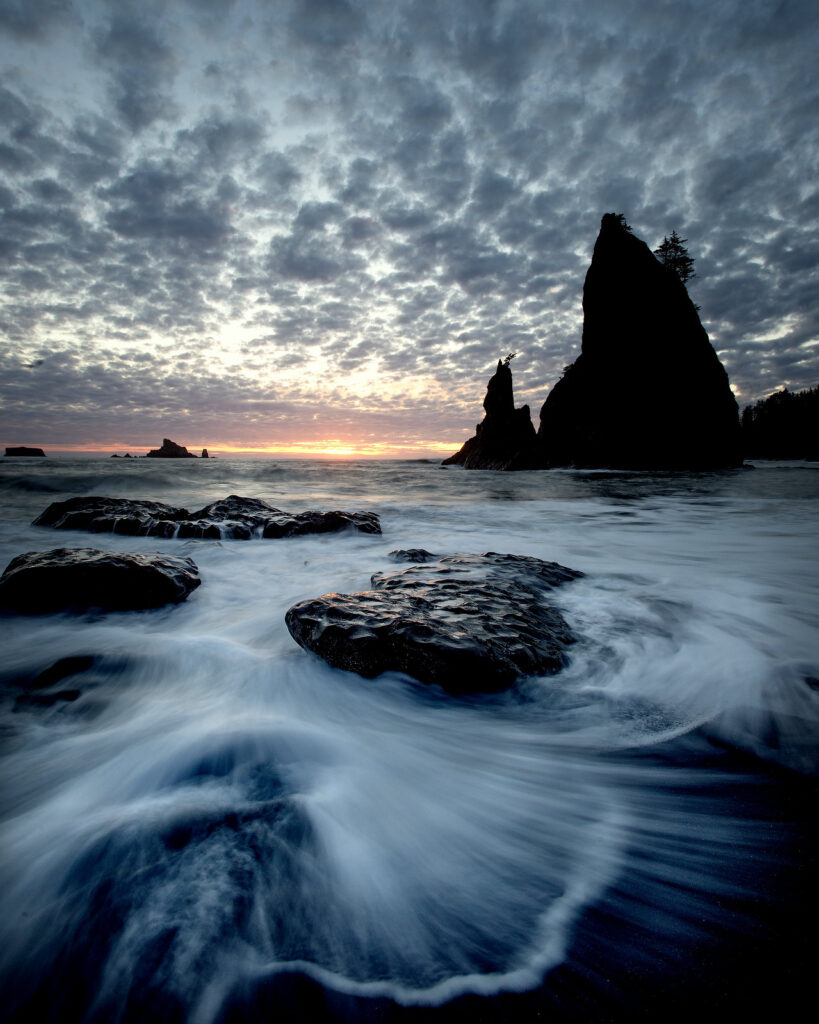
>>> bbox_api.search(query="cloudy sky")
[1,0,816,455]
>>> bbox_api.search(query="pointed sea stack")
[443,359,537,469]
[537,214,742,469]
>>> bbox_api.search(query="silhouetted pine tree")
[654,230,696,283]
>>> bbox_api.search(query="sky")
[0,0,817,456]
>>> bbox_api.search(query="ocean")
[0,456,817,1023]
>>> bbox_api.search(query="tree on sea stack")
[654,230,696,284]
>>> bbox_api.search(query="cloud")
[93,11,178,131]
[0,0,817,451]
[0,0,72,40]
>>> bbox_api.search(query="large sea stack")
[537,214,742,469]
[442,359,537,469]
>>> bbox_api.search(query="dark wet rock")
[145,438,197,459]
[5,447,45,457]
[201,449,209,458]
[537,214,742,469]
[33,496,190,537]
[260,509,381,539]
[285,552,583,693]
[176,496,382,540]
[179,495,280,539]
[443,360,537,470]
[0,548,201,613]
[388,548,439,563]
[34,494,381,540]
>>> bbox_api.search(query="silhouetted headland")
[741,385,818,460]
[445,213,743,470]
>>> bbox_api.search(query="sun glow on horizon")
[36,437,462,459]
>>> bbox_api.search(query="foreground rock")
[33,494,381,539]
[5,447,45,457]
[0,548,201,613]
[443,359,537,469]
[286,552,582,693]
[537,214,742,468]
[146,438,197,458]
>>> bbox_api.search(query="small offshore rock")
[0,548,201,613]
[286,552,583,694]
[5,447,45,457]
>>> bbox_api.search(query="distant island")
[445,213,742,471]
[5,447,45,457]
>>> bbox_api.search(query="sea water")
[0,457,817,1022]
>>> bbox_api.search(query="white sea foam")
[0,458,817,1020]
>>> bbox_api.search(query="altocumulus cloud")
[0,0,816,451]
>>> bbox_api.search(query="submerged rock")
[387,548,439,563]
[0,548,201,613]
[443,359,537,470]
[537,214,741,469]
[285,552,583,693]
[145,438,197,459]
[5,447,45,457]
[33,494,381,540]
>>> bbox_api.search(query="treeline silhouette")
[741,385,818,460]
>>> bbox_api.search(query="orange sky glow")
[41,438,462,459]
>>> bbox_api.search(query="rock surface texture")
[0,548,201,613]
[5,447,45,457]
[145,438,197,459]
[33,494,381,540]
[537,214,742,469]
[285,552,583,693]
[443,360,537,469]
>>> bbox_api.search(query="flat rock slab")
[0,548,201,613]
[33,494,381,540]
[286,552,583,694]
